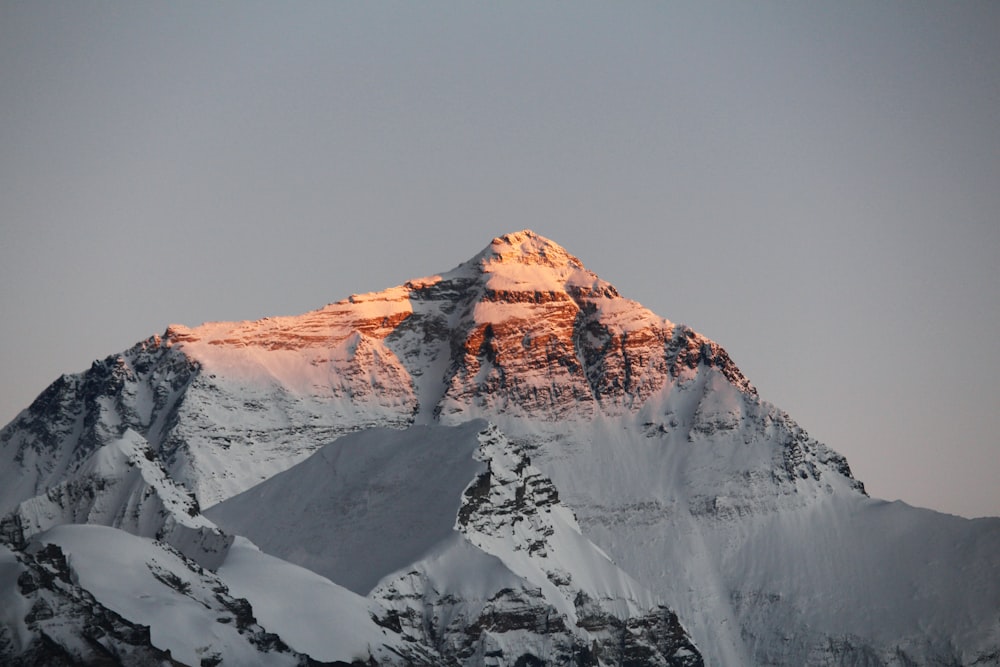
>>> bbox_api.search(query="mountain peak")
[454,229,609,301]
[150,231,759,426]
[483,229,583,270]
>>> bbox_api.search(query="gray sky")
[2,1,998,518]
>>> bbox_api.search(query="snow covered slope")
[207,422,487,595]
[0,537,182,665]
[1,229,997,665]
[1,522,434,666]
[208,421,701,666]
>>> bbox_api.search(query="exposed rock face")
[0,343,234,568]
[1,528,348,667]
[2,428,232,570]
[0,337,197,511]
[0,542,183,666]
[456,423,563,549]
[368,424,703,667]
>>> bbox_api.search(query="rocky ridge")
[367,423,702,667]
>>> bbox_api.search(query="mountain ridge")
[1,230,996,666]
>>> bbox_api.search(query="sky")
[1,1,997,518]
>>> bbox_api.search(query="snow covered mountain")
[1,229,998,665]
[208,421,700,665]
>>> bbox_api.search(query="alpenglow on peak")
[482,229,585,269]
[448,229,617,301]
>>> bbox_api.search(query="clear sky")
[1,1,997,518]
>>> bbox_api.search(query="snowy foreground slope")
[1,230,998,666]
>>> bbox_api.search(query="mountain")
[208,421,700,665]
[1,229,998,666]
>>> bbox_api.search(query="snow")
[490,403,1000,664]
[209,420,683,661]
[477,230,616,298]
[9,427,231,569]
[459,424,655,623]
[36,524,299,667]
[722,496,1000,662]
[0,545,30,654]
[206,421,488,594]
[218,536,398,663]
[380,531,523,602]
[3,229,998,666]
[343,284,415,309]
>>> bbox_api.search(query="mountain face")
[207,422,700,666]
[1,229,998,666]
